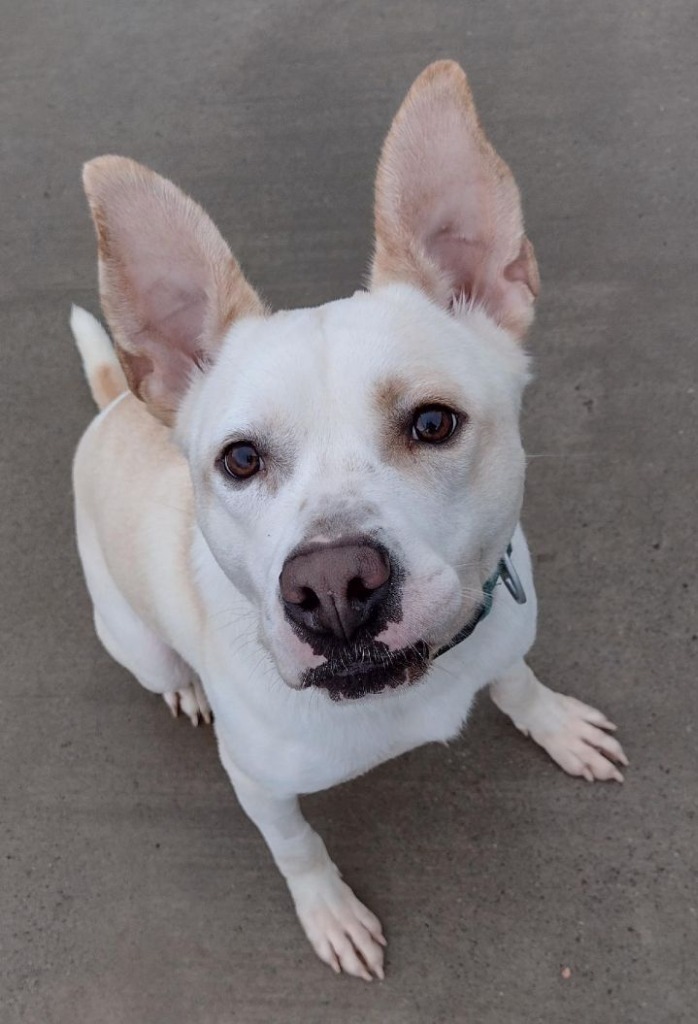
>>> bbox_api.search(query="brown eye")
[411,405,459,444]
[220,442,262,480]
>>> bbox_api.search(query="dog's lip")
[301,640,431,699]
[332,660,383,678]
[319,640,430,676]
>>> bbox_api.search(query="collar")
[434,543,527,659]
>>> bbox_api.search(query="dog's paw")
[517,690,628,783]
[162,678,212,726]
[290,867,386,981]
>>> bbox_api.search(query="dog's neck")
[435,542,527,659]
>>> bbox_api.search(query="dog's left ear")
[83,156,265,425]
[371,61,539,339]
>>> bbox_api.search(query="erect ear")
[83,156,265,425]
[371,61,539,340]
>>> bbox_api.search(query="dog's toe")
[162,678,212,726]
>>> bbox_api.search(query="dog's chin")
[301,641,430,702]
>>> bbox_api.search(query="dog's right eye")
[411,405,460,445]
[219,442,262,481]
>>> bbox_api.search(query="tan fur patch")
[92,364,127,409]
[374,375,410,418]
[374,375,468,469]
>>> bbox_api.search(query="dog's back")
[71,313,201,663]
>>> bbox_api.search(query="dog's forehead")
[213,288,449,390]
[192,284,524,443]
[224,285,454,382]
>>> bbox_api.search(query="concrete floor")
[2,1,697,1021]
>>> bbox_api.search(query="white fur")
[72,287,627,980]
[70,63,626,980]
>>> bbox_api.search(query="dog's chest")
[206,662,483,795]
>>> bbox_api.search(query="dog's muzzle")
[279,536,426,699]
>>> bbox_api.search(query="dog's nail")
[164,694,179,718]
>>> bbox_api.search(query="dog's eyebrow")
[373,375,466,416]
[213,416,296,451]
[374,376,410,415]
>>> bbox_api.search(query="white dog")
[70,61,627,981]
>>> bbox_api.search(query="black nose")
[279,539,391,642]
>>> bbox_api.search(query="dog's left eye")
[219,441,262,480]
[411,405,459,444]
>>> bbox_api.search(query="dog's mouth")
[301,640,430,701]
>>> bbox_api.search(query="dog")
[70,60,627,981]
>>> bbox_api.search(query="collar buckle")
[500,543,527,605]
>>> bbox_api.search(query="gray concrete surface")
[2,2,697,1021]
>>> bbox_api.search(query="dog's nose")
[280,540,391,641]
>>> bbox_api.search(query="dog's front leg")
[490,658,629,782]
[218,741,386,980]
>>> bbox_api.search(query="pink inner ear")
[112,189,215,353]
[96,181,220,399]
[372,61,539,338]
[85,156,264,423]
[427,233,485,305]
[395,111,519,309]
[420,180,490,297]
[114,254,213,417]
[137,273,208,354]
[127,276,209,413]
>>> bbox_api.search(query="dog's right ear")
[83,156,265,425]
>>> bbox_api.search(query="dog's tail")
[70,305,128,410]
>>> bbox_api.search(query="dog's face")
[180,286,528,695]
[82,61,539,699]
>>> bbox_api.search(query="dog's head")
[82,61,538,700]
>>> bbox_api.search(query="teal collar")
[434,544,526,659]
